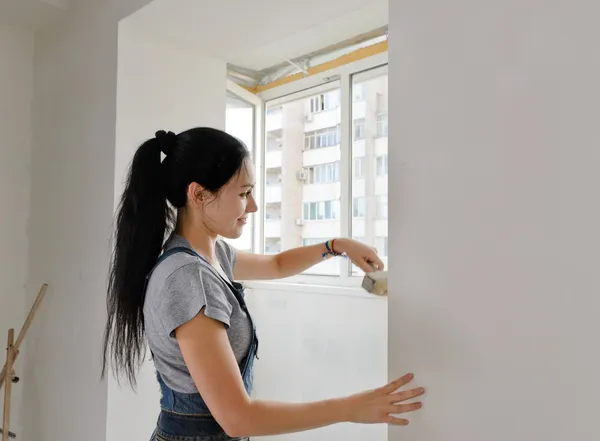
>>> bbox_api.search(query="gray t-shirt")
[143,234,253,393]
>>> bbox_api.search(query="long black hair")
[102,127,249,386]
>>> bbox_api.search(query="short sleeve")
[157,262,234,337]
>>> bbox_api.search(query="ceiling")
[124,0,388,72]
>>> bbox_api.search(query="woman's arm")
[233,238,385,281]
[176,311,423,438]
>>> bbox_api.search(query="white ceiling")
[124,0,388,71]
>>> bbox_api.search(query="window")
[353,157,363,179]
[307,162,340,184]
[377,236,389,257]
[376,113,388,138]
[376,195,388,219]
[303,201,340,221]
[224,91,255,253]
[351,69,389,275]
[302,238,328,246]
[376,155,388,176]
[352,197,365,218]
[265,86,342,275]
[262,62,388,280]
[309,90,340,114]
[265,238,281,254]
[304,126,339,150]
[353,83,366,101]
[354,118,365,140]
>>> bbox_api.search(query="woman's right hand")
[342,373,425,425]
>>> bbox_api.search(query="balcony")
[303,145,340,167]
[264,185,282,203]
[304,107,341,132]
[301,220,340,239]
[266,111,283,132]
[352,100,367,120]
[375,137,388,156]
[265,150,282,169]
[264,219,281,238]
[302,182,340,202]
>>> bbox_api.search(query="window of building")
[351,68,389,276]
[353,83,366,101]
[353,157,363,179]
[354,118,365,140]
[376,112,388,138]
[309,90,340,114]
[265,238,281,254]
[352,197,366,218]
[302,238,328,247]
[376,155,388,176]
[304,126,339,150]
[303,200,340,221]
[307,162,340,184]
[376,195,388,219]
[377,236,389,257]
[261,63,388,281]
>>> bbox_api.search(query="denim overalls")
[147,246,259,441]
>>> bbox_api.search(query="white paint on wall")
[247,287,388,441]
[388,1,600,440]
[23,2,154,441]
[106,20,227,441]
[0,24,34,440]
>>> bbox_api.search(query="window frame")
[251,54,388,288]
[226,80,264,255]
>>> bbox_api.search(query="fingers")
[385,401,423,415]
[384,416,410,426]
[369,253,385,271]
[381,373,415,394]
[357,260,378,273]
[389,387,426,403]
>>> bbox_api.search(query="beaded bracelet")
[322,239,346,259]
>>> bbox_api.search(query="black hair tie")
[155,130,177,156]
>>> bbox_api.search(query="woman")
[102,127,425,441]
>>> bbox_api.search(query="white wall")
[389,1,600,440]
[106,20,227,441]
[23,2,153,441]
[0,24,34,440]
[247,286,388,441]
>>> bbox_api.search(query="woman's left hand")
[333,238,385,273]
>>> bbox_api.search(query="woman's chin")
[219,225,244,240]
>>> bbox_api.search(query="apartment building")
[264,74,388,275]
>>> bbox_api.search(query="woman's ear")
[186,182,206,207]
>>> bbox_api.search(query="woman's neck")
[175,218,218,265]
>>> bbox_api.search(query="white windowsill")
[242,279,385,299]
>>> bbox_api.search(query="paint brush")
[361,263,388,296]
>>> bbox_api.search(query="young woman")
[102,127,425,441]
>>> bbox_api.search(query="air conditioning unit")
[296,171,307,181]
[295,218,304,226]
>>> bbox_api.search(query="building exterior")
[264,74,388,275]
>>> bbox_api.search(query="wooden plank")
[0,284,48,389]
[2,330,14,441]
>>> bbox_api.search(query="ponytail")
[102,133,175,386]
[101,127,249,386]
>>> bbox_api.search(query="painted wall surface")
[24,2,152,441]
[0,24,34,440]
[247,287,388,441]
[106,21,227,441]
[388,1,600,440]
